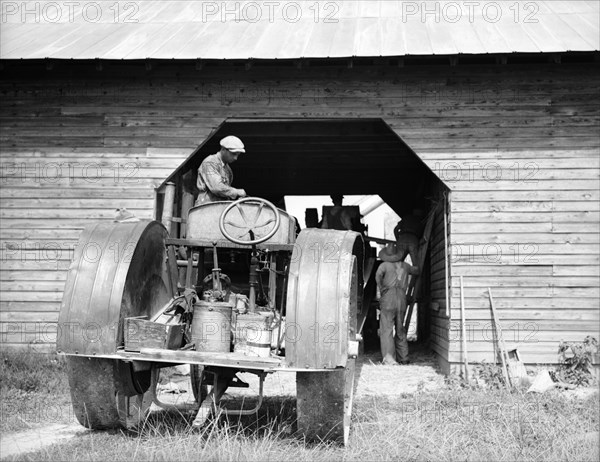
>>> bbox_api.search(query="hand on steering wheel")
[219,197,281,245]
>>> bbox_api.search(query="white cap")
[220,136,245,153]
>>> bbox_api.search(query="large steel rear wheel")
[68,357,153,430]
[59,221,172,430]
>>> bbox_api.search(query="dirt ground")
[1,345,443,458]
[156,344,444,407]
[0,424,88,459]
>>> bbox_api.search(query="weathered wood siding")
[428,195,450,369]
[1,62,599,367]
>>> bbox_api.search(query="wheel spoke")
[255,218,275,228]
[224,220,247,229]
[251,202,265,226]
[236,230,251,239]
[236,205,249,224]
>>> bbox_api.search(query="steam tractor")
[57,195,366,444]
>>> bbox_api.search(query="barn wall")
[1,61,598,368]
[428,194,450,370]
[442,158,599,367]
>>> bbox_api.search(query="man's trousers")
[379,290,409,363]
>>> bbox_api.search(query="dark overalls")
[376,261,418,364]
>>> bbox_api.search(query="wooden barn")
[1,1,599,373]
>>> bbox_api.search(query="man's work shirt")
[322,206,353,231]
[195,153,244,205]
[375,261,419,311]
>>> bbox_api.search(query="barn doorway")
[158,118,450,364]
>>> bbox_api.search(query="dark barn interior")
[158,118,449,354]
[160,118,444,216]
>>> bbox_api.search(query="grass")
[1,351,599,462]
[0,351,73,433]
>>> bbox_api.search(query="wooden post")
[443,193,450,318]
[180,191,194,238]
[459,276,469,381]
[161,182,176,234]
[488,287,512,389]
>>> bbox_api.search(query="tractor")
[57,196,366,444]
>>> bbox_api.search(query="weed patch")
[557,336,599,386]
[1,352,67,394]
[1,351,72,432]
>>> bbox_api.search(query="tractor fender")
[57,220,171,356]
[285,228,363,369]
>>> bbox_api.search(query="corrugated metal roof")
[1,1,598,60]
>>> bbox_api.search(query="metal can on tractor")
[57,197,364,445]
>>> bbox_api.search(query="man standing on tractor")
[195,135,248,205]
[376,243,420,365]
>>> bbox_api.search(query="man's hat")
[378,243,409,262]
[220,136,245,153]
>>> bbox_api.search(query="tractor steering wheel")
[219,197,281,245]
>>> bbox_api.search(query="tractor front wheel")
[296,358,356,445]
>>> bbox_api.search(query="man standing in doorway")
[321,194,354,230]
[195,135,248,205]
[376,243,420,365]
